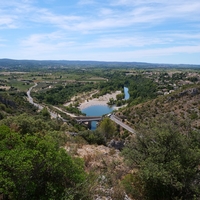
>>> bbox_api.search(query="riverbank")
[78,90,121,110]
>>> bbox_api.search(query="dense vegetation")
[122,120,200,199]
[0,91,36,119]
[33,71,158,108]
[126,75,157,105]
[33,82,97,105]
[0,121,89,200]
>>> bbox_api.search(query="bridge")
[75,116,102,122]
[74,116,102,129]
[110,115,136,134]
[75,115,136,134]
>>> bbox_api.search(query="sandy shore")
[78,91,121,110]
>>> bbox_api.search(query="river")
[82,105,114,130]
[124,87,130,100]
[81,87,130,130]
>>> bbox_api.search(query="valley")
[1,60,200,200]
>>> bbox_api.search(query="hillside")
[117,84,200,134]
[0,91,37,119]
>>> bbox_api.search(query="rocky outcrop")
[108,139,124,150]
[0,96,16,108]
[167,87,199,102]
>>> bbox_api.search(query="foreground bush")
[122,122,200,200]
[0,125,88,200]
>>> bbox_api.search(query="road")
[27,84,100,122]
[52,106,76,118]
[110,115,136,134]
[27,83,65,120]
[27,83,43,110]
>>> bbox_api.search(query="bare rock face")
[189,88,199,96]
[108,139,124,150]
[0,96,16,107]
[167,87,199,102]
[179,88,199,97]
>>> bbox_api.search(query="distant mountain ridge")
[0,58,200,69]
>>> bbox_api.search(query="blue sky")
[0,0,200,64]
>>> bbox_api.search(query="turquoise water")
[82,105,114,130]
[124,87,130,100]
[82,105,114,116]
[81,87,130,130]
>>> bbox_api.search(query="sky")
[0,0,200,64]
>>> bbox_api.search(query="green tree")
[97,117,116,140]
[0,113,61,135]
[116,93,124,100]
[122,122,200,200]
[40,107,51,119]
[79,129,106,145]
[0,126,88,200]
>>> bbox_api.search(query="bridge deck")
[75,116,101,119]
[75,116,102,122]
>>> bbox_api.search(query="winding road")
[27,83,42,109]
[27,83,64,120]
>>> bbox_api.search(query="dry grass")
[65,144,131,199]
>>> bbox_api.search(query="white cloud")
[111,0,200,22]
[19,32,77,58]
[1,0,199,33]
[99,8,115,16]
[132,45,200,58]
[0,1,35,29]
[0,0,200,64]
[78,0,96,5]
[80,35,167,49]
[168,33,200,40]
[0,38,6,47]
[21,32,66,46]
[0,15,18,29]
[64,45,200,63]
[36,9,82,28]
